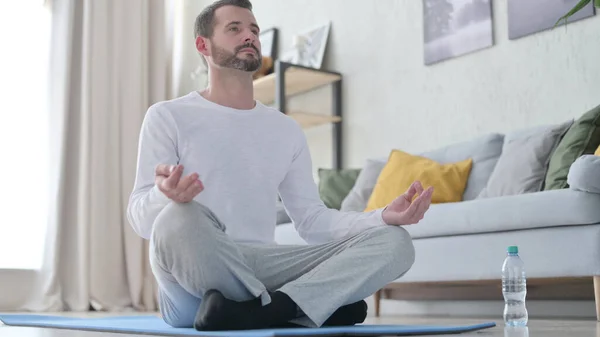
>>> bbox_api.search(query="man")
[127,0,433,331]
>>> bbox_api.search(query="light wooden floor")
[1,313,598,337]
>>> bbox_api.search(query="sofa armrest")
[567,154,600,193]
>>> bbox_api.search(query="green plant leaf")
[595,0,600,7]
[554,0,591,27]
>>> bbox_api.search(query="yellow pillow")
[364,150,473,212]
[595,145,600,156]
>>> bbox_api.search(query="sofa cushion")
[567,155,600,194]
[418,133,504,201]
[504,122,564,142]
[317,168,361,210]
[342,133,504,211]
[403,189,600,239]
[478,120,572,198]
[397,225,600,283]
[545,104,600,190]
[365,150,473,211]
[340,159,386,212]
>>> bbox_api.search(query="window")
[0,1,51,270]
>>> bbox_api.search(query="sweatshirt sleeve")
[277,127,388,244]
[127,105,179,240]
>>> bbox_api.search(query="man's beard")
[211,43,262,72]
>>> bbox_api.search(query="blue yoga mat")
[0,314,496,336]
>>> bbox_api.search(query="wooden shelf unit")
[253,66,342,105]
[253,61,343,169]
[287,111,342,129]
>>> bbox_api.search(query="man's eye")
[230,27,238,31]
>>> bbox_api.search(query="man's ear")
[196,36,210,57]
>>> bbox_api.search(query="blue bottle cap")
[507,246,518,254]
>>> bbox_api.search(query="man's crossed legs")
[149,201,415,330]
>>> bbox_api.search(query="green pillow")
[544,104,600,190]
[318,168,361,210]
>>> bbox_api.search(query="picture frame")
[280,22,331,69]
[259,28,278,60]
[507,0,596,40]
[423,0,494,65]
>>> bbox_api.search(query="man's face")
[207,6,262,72]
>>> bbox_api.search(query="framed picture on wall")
[259,28,278,60]
[507,0,596,40]
[423,0,494,65]
[280,22,331,69]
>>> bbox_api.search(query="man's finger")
[416,186,433,204]
[179,179,204,201]
[174,173,199,195]
[414,187,433,219]
[405,186,432,219]
[164,165,184,189]
[178,180,204,202]
[402,195,423,220]
[404,181,418,201]
[414,181,424,197]
[155,175,169,194]
[155,164,174,177]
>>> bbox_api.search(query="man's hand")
[381,181,433,226]
[155,164,204,203]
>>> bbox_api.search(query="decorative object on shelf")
[257,27,278,79]
[508,0,596,40]
[259,27,278,61]
[252,56,274,80]
[423,0,493,65]
[280,22,330,69]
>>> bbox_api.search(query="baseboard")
[381,277,595,301]
[364,296,597,319]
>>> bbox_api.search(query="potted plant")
[556,0,600,25]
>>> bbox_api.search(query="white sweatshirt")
[127,91,387,244]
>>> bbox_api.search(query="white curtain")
[18,0,175,312]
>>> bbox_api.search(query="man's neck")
[201,68,256,110]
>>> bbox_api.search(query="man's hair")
[194,0,253,39]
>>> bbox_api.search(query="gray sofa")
[274,118,600,321]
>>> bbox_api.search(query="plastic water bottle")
[502,246,528,326]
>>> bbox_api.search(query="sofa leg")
[374,289,381,317]
[594,276,600,321]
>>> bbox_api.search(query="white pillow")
[340,159,386,212]
[568,155,600,194]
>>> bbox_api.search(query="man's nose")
[243,30,257,44]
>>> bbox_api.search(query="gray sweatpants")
[149,201,415,328]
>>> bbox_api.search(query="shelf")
[253,65,341,105]
[253,61,343,169]
[287,111,342,129]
